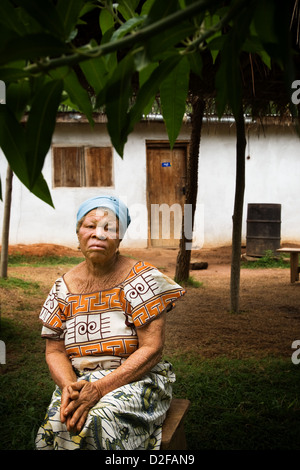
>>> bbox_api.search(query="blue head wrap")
[76,196,131,237]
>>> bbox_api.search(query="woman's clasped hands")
[60,380,102,433]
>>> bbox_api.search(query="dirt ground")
[4,243,300,360]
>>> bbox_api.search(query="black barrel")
[246,203,281,257]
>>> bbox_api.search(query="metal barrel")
[246,203,281,257]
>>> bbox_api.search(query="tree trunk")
[175,96,205,282]
[230,104,246,313]
[0,165,13,279]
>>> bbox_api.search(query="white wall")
[244,124,300,245]
[0,117,299,250]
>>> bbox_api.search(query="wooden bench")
[161,398,190,450]
[277,247,300,283]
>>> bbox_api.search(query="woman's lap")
[35,361,175,450]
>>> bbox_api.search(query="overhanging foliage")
[0,0,298,206]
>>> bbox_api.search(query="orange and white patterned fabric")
[39,261,185,371]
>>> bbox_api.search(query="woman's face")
[77,208,120,264]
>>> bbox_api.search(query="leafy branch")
[23,0,223,76]
[182,0,249,54]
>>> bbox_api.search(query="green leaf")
[0,104,54,207]
[111,17,145,41]
[79,56,108,96]
[103,51,118,76]
[0,67,29,83]
[79,2,98,18]
[50,67,94,126]
[187,49,203,77]
[215,38,241,118]
[139,62,159,87]
[207,35,226,52]
[0,0,26,35]
[140,0,156,16]
[134,49,153,72]
[0,24,18,54]
[64,70,94,126]
[28,74,47,98]
[56,0,84,39]
[242,35,266,54]
[0,105,29,187]
[258,50,271,69]
[253,0,277,46]
[25,80,63,187]
[137,62,158,115]
[14,0,64,39]
[105,55,135,156]
[128,54,180,131]
[99,8,115,36]
[56,0,85,40]
[6,80,31,120]
[146,0,179,24]
[30,172,54,207]
[146,21,196,60]
[215,2,254,118]
[0,33,68,65]
[254,0,294,95]
[116,0,140,21]
[160,56,190,147]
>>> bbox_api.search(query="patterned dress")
[35,261,185,450]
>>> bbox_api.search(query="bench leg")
[290,252,299,283]
[161,399,190,450]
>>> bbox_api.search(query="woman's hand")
[60,380,102,433]
[60,383,78,428]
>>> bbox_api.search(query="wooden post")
[230,105,246,313]
[175,97,205,283]
[0,165,13,278]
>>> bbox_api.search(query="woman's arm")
[63,312,166,432]
[45,339,79,426]
[45,338,77,389]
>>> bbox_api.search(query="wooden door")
[146,142,187,247]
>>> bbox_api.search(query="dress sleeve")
[124,266,185,328]
[39,278,67,340]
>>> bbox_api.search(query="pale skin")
[45,208,166,434]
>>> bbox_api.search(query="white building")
[0,113,299,250]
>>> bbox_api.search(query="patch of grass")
[1,273,300,451]
[241,250,290,269]
[8,254,82,267]
[0,317,53,450]
[175,276,203,288]
[0,276,41,294]
[167,353,300,450]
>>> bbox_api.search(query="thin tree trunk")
[175,96,205,282]
[0,165,13,278]
[230,104,246,313]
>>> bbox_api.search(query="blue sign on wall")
[161,162,171,167]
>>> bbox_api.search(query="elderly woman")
[35,195,185,450]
